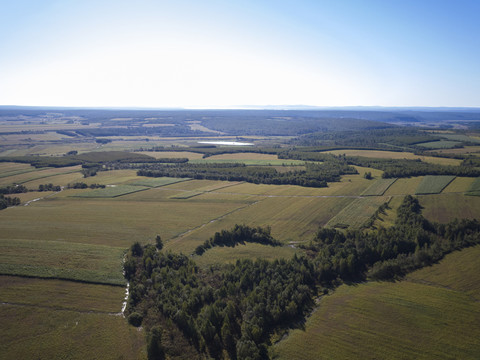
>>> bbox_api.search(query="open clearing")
[415,175,456,195]
[275,246,480,359]
[194,243,297,267]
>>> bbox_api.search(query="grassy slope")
[275,246,480,360]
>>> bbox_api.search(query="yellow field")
[324,149,462,166]
[0,165,82,186]
[23,171,85,188]
[384,176,424,195]
[442,176,476,193]
[167,196,353,254]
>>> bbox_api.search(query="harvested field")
[72,185,148,198]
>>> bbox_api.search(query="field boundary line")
[0,301,123,316]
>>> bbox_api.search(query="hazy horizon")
[1,1,479,108]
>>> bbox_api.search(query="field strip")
[169,181,245,199]
[0,168,39,179]
[168,200,263,245]
[0,301,122,316]
[15,169,80,184]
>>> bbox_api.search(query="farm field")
[1,118,480,359]
[326,196,389,229]
[415,175,456,195]
[361,178,397,196]
[419,193,480,223]
[417,140,463,149]
[467,177,480,195]
[128,176,191,187]
[275,246,480,359]
[442,176,476,193]
[166,196,354,254]
[384,176,424,195]
[138,150,204,160]
[0,239,125,285]
[425,145,480,156]
[0,276,125,313]
[0,165,82,186]
[72,184,149,198]
[323,149,462,166]
[0,198,248,247]
[0,306,145,360]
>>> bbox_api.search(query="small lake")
[198,141,254,146]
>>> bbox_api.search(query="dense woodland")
[125,196,480,360]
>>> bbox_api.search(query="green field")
[0,276,125,313]
[0,306,145,360]
[275,246,480,360]
[466,177,480,196]
[194,242,297,267]
[0,239,126,285]
[129,176,191,187]
[384,176,424,195]
[417,140,463,149]
[419,193,480,223]
[361,178,397,196]
[72,185,149,198]
[167,196,353,254]
[188,158,306,166]
[326,196,389,229]
[442,176,476,193]
[415,175,456,195]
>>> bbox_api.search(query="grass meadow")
[275,246,480,359]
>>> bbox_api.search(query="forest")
[125,196,480,359]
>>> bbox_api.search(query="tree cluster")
[194,225,282,255]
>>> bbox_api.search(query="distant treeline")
[137,160,357,188]
[125,195,480,359]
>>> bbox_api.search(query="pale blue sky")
[0,0,479,108]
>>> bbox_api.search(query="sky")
[0,0,479,108]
